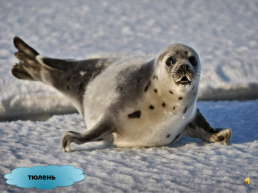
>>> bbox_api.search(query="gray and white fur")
[12,37,231,152]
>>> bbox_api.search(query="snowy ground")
[1,100,258,192]
[1,0,258,192]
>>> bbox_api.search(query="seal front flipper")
[183,109,232,145]
[61,114,116,152]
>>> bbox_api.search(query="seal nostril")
[180,64,189,70]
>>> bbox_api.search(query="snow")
[1,100,258,192]
[0,0,258,192]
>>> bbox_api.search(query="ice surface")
[1,100,258,192]
[0,0,258,192]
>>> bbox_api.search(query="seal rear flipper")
[12,37,42,81]
[12,63,35,81]
[36,56,75,71]
[13,36,39,57]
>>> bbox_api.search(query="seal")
[12,36,231,152]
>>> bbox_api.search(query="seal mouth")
[177,76,191,85]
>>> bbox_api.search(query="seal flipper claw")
[211,128,231,145]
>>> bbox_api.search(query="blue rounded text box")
[4,165,85,190]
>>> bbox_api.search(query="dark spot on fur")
[193,92,196,96]
[97,138,103,141]
[154,89,157,93]
[173,106,176,110]
[144,81,151,92]
[153,75,155,79]
[78,83,83,91]
[117,86,123,91]
[176,51,179,54]
[178,97,183,100]
[128,111,141,118]
[67,85,69,90]
[149,105,154,109]
[144,85,148,92]
[137,77,141,83]
[169,90,173,94]
[171,134,180,144]
[183,107,187,114]
[167,134,170,138]
[185,51,188,55]
[192,86,195,90]
[197,108,200,112]
[162,103,166,107]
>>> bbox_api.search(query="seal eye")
[189,56,198,66]
[166,57,176,67]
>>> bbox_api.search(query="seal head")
[157,44,200,87]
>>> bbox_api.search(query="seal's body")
[84,55,197,148]
[12,37,231,152]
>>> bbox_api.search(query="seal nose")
[180,64,189,71]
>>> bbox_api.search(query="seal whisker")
[193,71,206,83]
[161,75,171,83]
[196,77,206,85]
[200,76,207,83]
[161,75,172,87]
[165,77,173,87]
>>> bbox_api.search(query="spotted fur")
[12,36,231,152]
